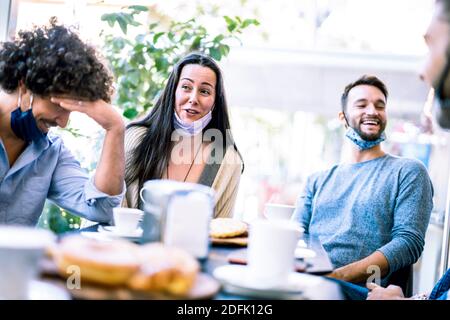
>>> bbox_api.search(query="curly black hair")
[0,18,113,102]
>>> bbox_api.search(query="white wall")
[0,0,18,42]
[0,0,12,41]
[222,47,429,117]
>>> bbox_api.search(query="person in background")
[368,0,450,300]
[123,52,243,218]
[292,75,433,289]
[0,18,125,225]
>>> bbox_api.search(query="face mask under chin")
[173,110,213,136]
[345,126,386,151]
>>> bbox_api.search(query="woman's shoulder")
[126,124,148,137]
[222,145,243,171]
[125,125,148,147]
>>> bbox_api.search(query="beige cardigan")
[123,126,242,218]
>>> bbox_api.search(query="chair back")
[389,265,413,297]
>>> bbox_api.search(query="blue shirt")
[293,154,433,280]
[0,134,124,225]
[430,268,450,300]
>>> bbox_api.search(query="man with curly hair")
[0,19,125,225]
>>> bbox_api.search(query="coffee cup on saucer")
[264,203,296,221]
[112,208,144,235]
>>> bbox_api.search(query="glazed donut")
[128,243,200,296]
[53,235,141,286]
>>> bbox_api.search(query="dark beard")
[353,125,385,141]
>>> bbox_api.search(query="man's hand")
[50,97,124,131]
[367,283,405,300]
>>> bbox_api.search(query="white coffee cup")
[264,203,296,221]
[246,219,301,288]
[0,226,55,299]
[113,208,144,234]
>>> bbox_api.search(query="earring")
[29,94,34,110]
[17,90,22,108]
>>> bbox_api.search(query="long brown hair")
[125,52,243,204]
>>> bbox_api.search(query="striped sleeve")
[211,147,243,218]
[122,126,147,209]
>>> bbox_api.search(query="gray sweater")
[293,154,433,278]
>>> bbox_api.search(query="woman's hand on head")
[50,97,124,132]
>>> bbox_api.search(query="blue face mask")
[345,127,386,151]
[173,110,213,136]
[10,94,46,143]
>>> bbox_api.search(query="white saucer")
[98,225,143,238]
[295,248,316,259]
[80,231,114,242]
[213,264,322,299]
[28,280,71,300]
[297,239,307,248]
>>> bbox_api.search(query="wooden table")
[48,224,344,300]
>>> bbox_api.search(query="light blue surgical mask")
[173,110,212,136]
[345,127,386,151]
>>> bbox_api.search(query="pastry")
[53,235,141,286]
[128,243,199,296]
[209,218,247,238]
[52,236,199,296]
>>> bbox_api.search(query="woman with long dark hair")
[124,52,243,218]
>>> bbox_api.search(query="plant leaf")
[123,108,139,119]
[224,16,237,32]
[155,56,169,72]
[213,34,225,43]
[128,5,148,12]
[242,18,260,28]
[209,47,221,61]
[117,14,128,34]
[153,32,165,44]
[191,36,202,50]
[219,44,230,57]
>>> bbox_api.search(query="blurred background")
[2,0,449,295]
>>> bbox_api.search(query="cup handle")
[139,186,147,205]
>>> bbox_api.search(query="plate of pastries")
[41,235,220,300]
[209,218,248,247]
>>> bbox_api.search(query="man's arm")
[326,251,389,284]
[51,97,125,195]
[94,124,125,195]
[291,174,317,232]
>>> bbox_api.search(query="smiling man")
[292,75,433,288]
[0,19,125,225]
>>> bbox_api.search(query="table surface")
[52,224,344,300]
